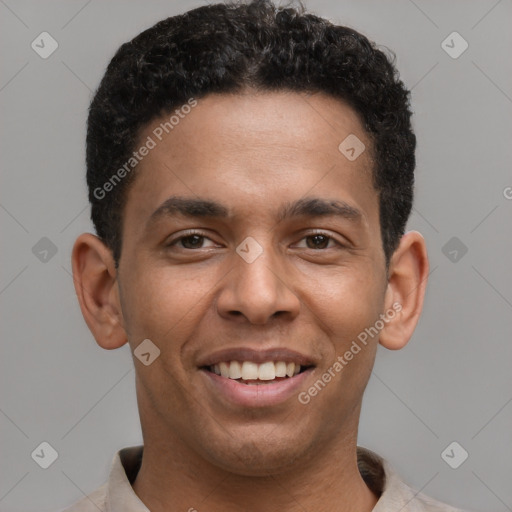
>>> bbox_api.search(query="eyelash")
[166,229,344,250]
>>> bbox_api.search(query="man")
[66,0,468,510]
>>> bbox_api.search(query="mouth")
[197,348,317,407]
[201,360,314,385]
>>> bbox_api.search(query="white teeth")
[258,361,276,380]
[210,361,305,381]
[241,361,259,380]
[228,360,242,379]
[286,362,296,377]
[275,361,287,377]
[219,362,230,378]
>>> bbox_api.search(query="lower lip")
[200,368,314,408]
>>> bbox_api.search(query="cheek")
[123,269,209,409]
[122,266,213,343]
[306,282,381,420]
[304,264,385,345]
[317,269,384,400]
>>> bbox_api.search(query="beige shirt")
[60,445,467,512]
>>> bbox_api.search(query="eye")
[294,231,342,250]
[165,230,344,251]
[166,230,218,250]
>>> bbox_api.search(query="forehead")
[122,90,377,232]
[147,91,370,166]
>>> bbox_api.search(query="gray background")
[1,0,511,511]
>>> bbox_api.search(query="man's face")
[116,90,388,474]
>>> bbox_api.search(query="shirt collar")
[105,444,438,512]
[107,446,148,511]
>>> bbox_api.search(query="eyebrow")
[146,195,363,230]
[277,197,362,223]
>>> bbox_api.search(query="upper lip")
[197,347,317,368]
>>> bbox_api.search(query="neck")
[132,421,378,512]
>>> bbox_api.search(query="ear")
[379,230,429,350]
[71,233,127,350]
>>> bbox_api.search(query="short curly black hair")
[86,0,415,269]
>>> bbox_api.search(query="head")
[87,0,416,270]
[72,0,428,476]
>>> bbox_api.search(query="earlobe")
[379,231,429,351]
[71,233,127,350]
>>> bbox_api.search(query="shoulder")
[357,447,471,512]
[57,482,108,512]
[405,487,468,511]
[379,460,470,512]
[402,491,469,512]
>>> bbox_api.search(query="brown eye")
[179,234,205,249]
[166,231,217,250]
[304,234,335,250]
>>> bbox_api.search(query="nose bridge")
[238,242,280,296]
[217,234,300,323]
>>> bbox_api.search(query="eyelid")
[165,229,217,247]
[292,229,347,248]
[165,228,348,249]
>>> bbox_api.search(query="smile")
[207,360,309,384]
[200,363,315,407]
[197,347,317,406]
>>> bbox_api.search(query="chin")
[199,426,313,477]
[212,448,302,477]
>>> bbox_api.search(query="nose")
[216,241,301,325]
